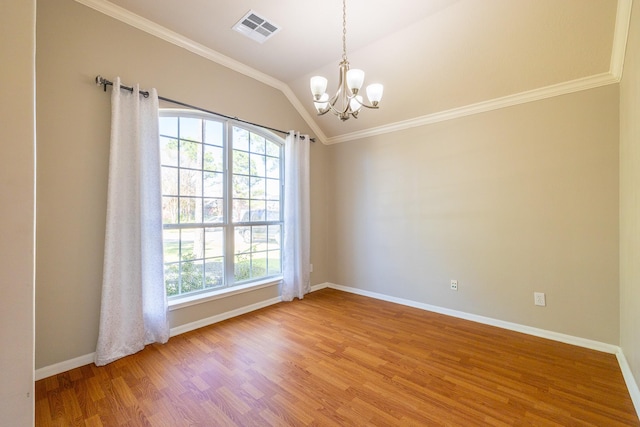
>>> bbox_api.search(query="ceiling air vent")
[233,11,280,44]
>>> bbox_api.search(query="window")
[159,110,283,299]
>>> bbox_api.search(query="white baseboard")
[310,282,330,293]
[35,295,284,381]
[326,283,618,354]
[169,296,282,337]
[323,282,640,419]
[35,281,640,421]
[617,350,640,416]
[35,352,96,381]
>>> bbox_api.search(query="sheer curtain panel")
[95,78,169,366]
[282,131,311,301]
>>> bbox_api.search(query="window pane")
[251,154,266,177]
[267,250,281,275]
[250,177,265,199]
[266,157,279,179]
[250,133,266,154]
[180,170,201,197]
[266,202,280,221]
[250,202,266,220]
[159,117,178,138]
[180,229,195,261]
[162,167,178,195]
[204,145,223,172]
[205,258,224,288]
[204,120,223,146]
[181,259,204,294]
[268,225,281,248]
[160,137,178,167]
[205,228,224,258]
[180,141,202,169]
[266,140,280,157]
[233,200,249,223]
[233,150,249,175]
[235,226,250,247]
[266,178,280,201]
[233,127,249,151]
[165,263,180,297]
[234,254,251,282]
[233,175,250,198]
[163,229,180,263]
[162,196,179,224]
[251,226,268,244]
[203,198,223,223]
[250,251,267,279]
[161,113,284,298]
[203,171,223,198]
[180,117,202,142]
[179,197,202,223]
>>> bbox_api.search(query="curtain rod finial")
[96,75,111,92]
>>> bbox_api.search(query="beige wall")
[620,0,640,389]
[0,0,36,424]
[33,0,629,382]
[328,85,620,344]
[35,0,329,369]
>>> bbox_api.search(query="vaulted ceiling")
[78,0,629,143]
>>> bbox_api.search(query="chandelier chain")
[342,0,347,62]
[309,0,383,121]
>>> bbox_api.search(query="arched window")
[159,110,284,300]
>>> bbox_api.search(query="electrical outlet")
[450,280,458,291]
[534,292,546,307]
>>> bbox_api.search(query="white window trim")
[160,109,285,304]
[168,275,283,311]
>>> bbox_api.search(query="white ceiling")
[86,0,625,143]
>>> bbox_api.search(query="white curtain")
[282,131,311,301]
[95,78,169,366]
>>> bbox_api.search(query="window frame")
[159,109,284,306]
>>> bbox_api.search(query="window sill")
[168,276,283,311]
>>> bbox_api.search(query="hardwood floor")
[36,288,639,426]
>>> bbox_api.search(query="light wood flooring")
[36,288,639,426]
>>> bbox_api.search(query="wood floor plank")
[35,288,640,426]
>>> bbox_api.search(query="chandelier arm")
[310,0,381,121]
[354,102,380,110]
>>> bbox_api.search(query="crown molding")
[75,0,281,87]
[73,0,329,143]
[611,0,633,81]
[325,72,618,144]
[326,0,633,144]
[75,0,632,146]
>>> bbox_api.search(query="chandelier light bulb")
[308,0,383,121]
[315,93,330,112]
[366,83,384,106]
[346,69,365,94]
[349,95,363,112]
[310,76,328,100]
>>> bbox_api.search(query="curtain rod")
[95,76,315,143]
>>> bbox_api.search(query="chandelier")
[310,0,384,121]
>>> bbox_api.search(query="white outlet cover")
[534,292,546,306]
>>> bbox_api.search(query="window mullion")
[160,111,283,300]
[224,121,235,287]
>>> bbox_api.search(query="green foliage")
[161,119,283,298]
[165,252,223,296]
